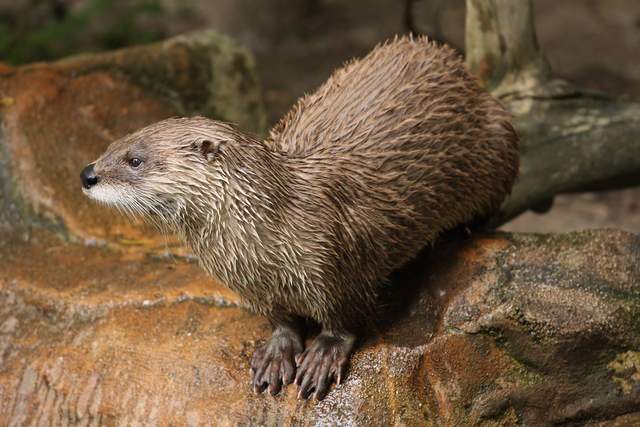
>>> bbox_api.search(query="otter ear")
[192,139,225,162]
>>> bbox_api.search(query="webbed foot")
[294,331,355,400]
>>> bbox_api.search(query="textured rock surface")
[1,31,639,426]
[0,30,265,243]
[1,229,639,425]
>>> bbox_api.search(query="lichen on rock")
[609,351,640,395]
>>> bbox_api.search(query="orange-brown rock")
[1,229,639,425]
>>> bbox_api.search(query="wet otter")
[81,36,519,400]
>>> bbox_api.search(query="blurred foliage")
[0,0,194,64]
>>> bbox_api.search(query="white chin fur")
[83,183,173,223]
[84,184,127,205]
[83,184,142,215]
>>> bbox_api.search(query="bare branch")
[465,0,640,227]
[492,93,640,225]
[465,0,551,94]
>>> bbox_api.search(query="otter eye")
[128,157,143,168]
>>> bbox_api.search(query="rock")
[0,228,638,425]
[0,30,265,243]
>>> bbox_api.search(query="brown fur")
[85,35,518,333]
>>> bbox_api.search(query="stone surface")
[1,229,639,425]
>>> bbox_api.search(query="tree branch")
[465,0,551,94]
[493,92,640,225]
[465,0,640,226]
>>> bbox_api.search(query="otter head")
[80,117,234,226]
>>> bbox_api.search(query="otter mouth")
[83,183,177,224]
[82,184,138,215]
[82,184,123,206]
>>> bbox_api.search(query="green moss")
[0,0,183,65]
[609,351,640,395]
[478,408,520,427]
[505,356,545,388]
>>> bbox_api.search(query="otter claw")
[294,331,355,400]
[250,328,302,396]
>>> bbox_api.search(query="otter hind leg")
[294,330,356,400]
[251,318,304,395]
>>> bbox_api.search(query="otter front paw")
[294,331,355,400]
[251,328,303,395]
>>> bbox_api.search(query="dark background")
[1,0,638,233]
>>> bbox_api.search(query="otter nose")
[80,163,98,189]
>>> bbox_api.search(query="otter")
[80,36,519,400]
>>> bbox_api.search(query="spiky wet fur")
[85,36,519,332]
